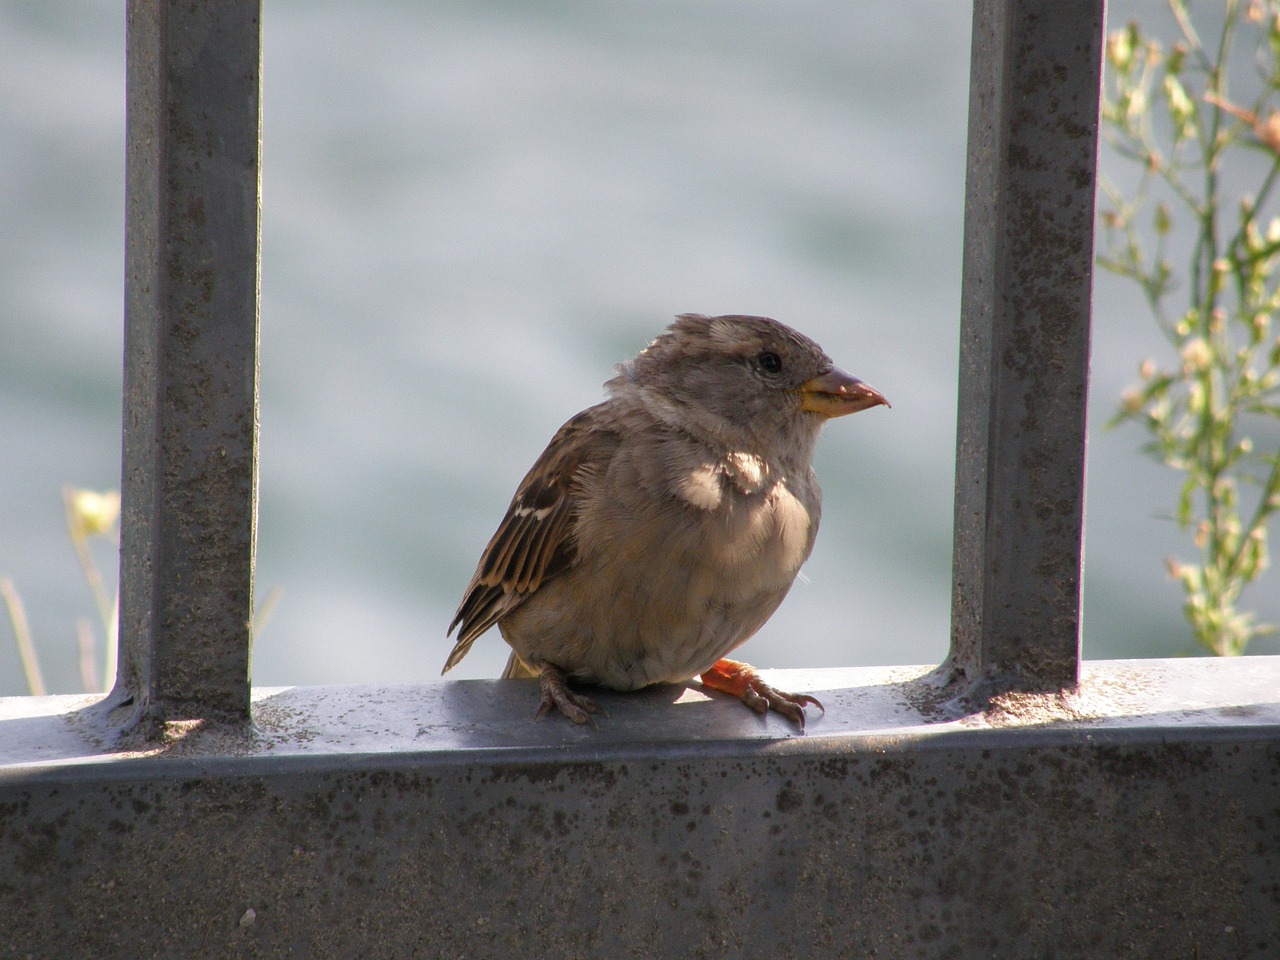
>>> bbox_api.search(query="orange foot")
[535,662,599,725]
[699,658,824,732]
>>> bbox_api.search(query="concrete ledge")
[3,658,1278,958]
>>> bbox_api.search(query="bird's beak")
[799,367,891,418]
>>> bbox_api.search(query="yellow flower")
[1107,29,1133,69]
[1163,76,1194,134]
[68,489,121,537]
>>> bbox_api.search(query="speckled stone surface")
[3,659,1279,958]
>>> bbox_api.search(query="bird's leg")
[535,662,599,725]
[699,658,824,731]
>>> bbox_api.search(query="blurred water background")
[2,0,1277,697]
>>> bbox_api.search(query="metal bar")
[947,0,1105,699]
[116,0,262,722]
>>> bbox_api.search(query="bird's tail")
[501,651,539,679]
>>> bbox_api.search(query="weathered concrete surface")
[2,659,1278,958]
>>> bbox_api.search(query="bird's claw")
[536,663,599,726]
[700,658,824,732]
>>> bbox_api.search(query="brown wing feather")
[443,404,619,673]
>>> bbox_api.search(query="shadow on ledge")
[2,658,1278,770]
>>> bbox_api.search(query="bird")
[444,313,888,730]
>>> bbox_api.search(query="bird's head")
[609,313,888,463]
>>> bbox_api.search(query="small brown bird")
[444,314,888,729]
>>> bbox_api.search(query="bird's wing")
[443,404,619,673]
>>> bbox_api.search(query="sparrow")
[444,313,888,730]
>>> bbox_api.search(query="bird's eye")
[757,351,783,375]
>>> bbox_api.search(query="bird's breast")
[703,478,815,594]
[500,458,820,690]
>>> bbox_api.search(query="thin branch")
[1,577,46,696]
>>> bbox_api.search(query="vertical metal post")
[947,0,1104,700]
[115,0,262,722]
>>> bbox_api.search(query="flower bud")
[68,489,121,537]
[1180,336,1212,372]
[1107,28,1134,69]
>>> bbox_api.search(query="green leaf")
[1176,479,1196,527]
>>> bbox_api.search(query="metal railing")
[946,0,1102,701]
[107,1,1101,729]
[114,0,261,725]
[7,2,1279,957]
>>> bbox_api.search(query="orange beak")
[799,367,890,418]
